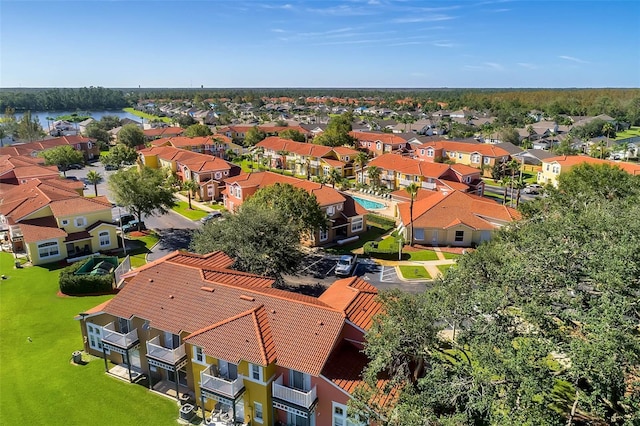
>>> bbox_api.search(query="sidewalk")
[174,193,216,213]
[376,257,457,281]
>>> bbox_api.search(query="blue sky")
[1,0,639,88]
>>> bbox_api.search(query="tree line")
[0,87,130,111]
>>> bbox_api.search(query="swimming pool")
[352,196,385,210]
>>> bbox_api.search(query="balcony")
[200,370,245,399]
[102,322,138,349]
[399,178,417,187]
[146,336,186,366]
[272,375,317,410]
[421,181,436,190]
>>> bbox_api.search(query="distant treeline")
[1,87,639,125]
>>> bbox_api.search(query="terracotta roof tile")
[544,155,640,175]
[104,260,346,376]
[18,217,67,243]
[367,153,450,178]
[318,277,382,331]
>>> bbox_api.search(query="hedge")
[59,260,114,295]
[365,214,396,230]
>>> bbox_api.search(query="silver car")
[335,254,358,277]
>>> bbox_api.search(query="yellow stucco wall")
[141,154,159,169]
[25,237,66,265]
[57,210,113,233]
[21,205,54,220]
[537,162,562,186]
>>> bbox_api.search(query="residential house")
[412,140,511,175]
[349,131,410,157]
[150,135,243,160]
[254,137,359,179]
[0,135,100,161]
[537,155,640,187]
[0,179,118,265]
[143,126,185,142]
[0,155,61,185]
[223,171,367,246]
[361,153,484,195]
[217,125,311,144]
[138,146,241,201]
[77,250,382,426]
[397,190,521,247]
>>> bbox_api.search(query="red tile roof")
[367,153,450,178]
[420,140,510,157]
[104,260,346,376]
[544,155,640,175]
[398,190,521,230]
[350,131,408,145]
[318,277,382,331]
[18,217,67,243]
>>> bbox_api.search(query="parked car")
[67,163,84,170]
[113,214,135,227]
[121,220,146,233]
[335,254,358,277]
[200,211,222,223]
[523,184,542,194]
[104,164,119,171]
[65,176,79,181]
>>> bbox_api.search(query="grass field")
[124,231,160,267]
[123,107,172,124]
[0,252,177,425]
[437,264,455,275]
[171,200,209,220]
[614,126,640,140]
[398,265,431,279]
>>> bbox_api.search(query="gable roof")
[398,190,521,230]
[318,277,381,331]
[543,155,640,175]
[367,153,450,178]
[420,140,511,157]
[103,258,346,376]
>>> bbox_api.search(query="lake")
[14,110,142,130]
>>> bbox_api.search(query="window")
[249,363,263,382]
[420,149,425,156]
[376,142,382,150]
[75,217,86,227]
[546,164,550,171]
[207,186,214,197]
[215,172,222,179]
[351,217,363,233]
[253,402,263,423]
[427,148,434,157]
[344,156,349,162]
[332,402,365,426]
[455,230,464,242]
[471,154,481,163]
[414,229,425,240]
[37,240,60,259]
[193,346,205,364]
[458,153,463,159]
[483,157,491,165]
[464,176,471,183]
[326,206,335,216]
[99,231,110,247]
[61,219,69,226]
[87,142,93,149]
[319,228,329,242]
[87,322,109,354]
[552,166,560,174]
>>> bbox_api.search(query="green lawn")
[171,200,209,220]
[406,250,439,261]
[325,224,392,255]
[442,252,461,260]
[437,264,455,275]
[122,107,172,124]
[614,126,640,141]
[0,252,177,425]
[121,231,160,268]
[398,265,432,280]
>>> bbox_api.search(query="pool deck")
[345,190,398,219]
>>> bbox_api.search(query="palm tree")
[367,165,381,189]
[85,170,103,197]
[327,168,342,189]
[182,179,200,209]
[603,122,614,149]
[405,183,419,247]
[500,176,511,205]
[354,151,369,184]
[512,178,526,208]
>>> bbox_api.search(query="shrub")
[59,260,114,295]
[365,214,396,230]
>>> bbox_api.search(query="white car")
[523,184,542,194]
[335,254,358,277]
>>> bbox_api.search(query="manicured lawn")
[398,265,432,279]
[437,264,455,275]
[172,200,209,220]
[122,107,172,123]
[121,231,160,268]
[443,252,461,260]
[406,250,439,261]
[0,252,176,425]
[325,224,392,255]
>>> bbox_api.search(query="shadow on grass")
[325,225,392,255]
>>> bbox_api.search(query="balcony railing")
[102,322,138,349]
[399,178,418,186]
[146,336,186,365]
[421,181,436,190]
[272,375,317,409]
[200,370,245,398]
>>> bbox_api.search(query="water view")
[13,110,141,130]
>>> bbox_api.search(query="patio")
[107,363,144,383]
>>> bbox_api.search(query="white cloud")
[261,3,294,10]
[392,14,455,23]
[271,28,286,33]
[559,55,589,64]
[485,62,504,71]
[433,40,456,48]
[518,62,537,69]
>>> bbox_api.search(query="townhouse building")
[412,140,511,175]
[537,155,640,187]
[150,135,243,160]
[255,137,359,179]
[0,154,62,185]
[349,131,409,157]
[361,153,484,195]
[77,250,382,426]
[138,146,241,201]
[217,125,311,144]
[223,171,367,246]
[0,135,100,161]
[0,179,118,265]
